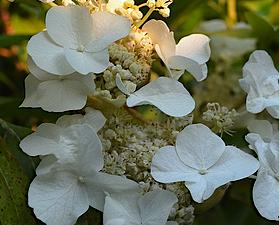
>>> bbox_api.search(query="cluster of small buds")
[99,109,194,224]
[94,39,154,100]
[110,0,173,26]
[105,0,142,24]
[202,102,239,135]
[120,29,154,64]
[166,183,195,224]
[109,42,153,82]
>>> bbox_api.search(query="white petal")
[151,146,198,183]
[20,123,62,157]
[245,133,270,166]
[64,48,109,74]
[267,106,279,119]
[56,107,106,132]
[29,171,89,225]
[60,124,104,172]
[27,32,74,75]
[103,193,141,225]
[20,74,41,108]
[249,50,276,68]
[106,0,125,13]
[115,74,136,95]
[247,120,274,140]
[176,34,210,65]
[104,219,125,225]
[139,190,178,225]
[127,77,195,117]
[270,132,279,155]
[176,124,225,170]
[27,57,55,80]
[46,6,94,48]
[86,172,139,212]
[201,146,259,201]
[36,76,92,112]
[246,89,266,114]
[184,175,207,203]
[168,55,208,81]
[253,170,279,221]
[36,155,57,176]
[87,12,131,52]
[143,20,176,61]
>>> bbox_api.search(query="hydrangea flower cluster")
[19,0,279,224]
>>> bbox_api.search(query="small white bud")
[147,0,156,8]
[124,0,134,8]
[131,9,143,20]
[159,7,170,17]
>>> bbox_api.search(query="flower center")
[78,176,86,183]
[77,45,85,52]
[199,168,208,175]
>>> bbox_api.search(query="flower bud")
[147,0,156,8]
[131,9,143,20]
[124,0,135,8]
[159,7,170,17]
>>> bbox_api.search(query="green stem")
[135,6,155,28]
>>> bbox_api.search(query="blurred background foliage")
[1,0,279,225]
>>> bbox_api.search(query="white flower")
[239,50,279,119]
[151,123,259,203]
[126,77,195,117]
[246,120,279,220]
[20,122,139,225]
[27,5,130,75]
[199,19,256,60]
[104,190,178,225]
[143,20,210,80]
[20,57,95,112]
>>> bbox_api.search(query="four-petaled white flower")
[143,19,210,80]
[239,50,279,119]
[20,57,95,112]
[151,123,259,203]
[126,77,195,117]
[28,5,130,75]
[104,190,178,225]
[19,113,139,225]
[246,120,279,221]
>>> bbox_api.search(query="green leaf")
[0,119,37,180]
[245,12,278,47]
[0,35,31,48]
[0,96,16,106]
[0,139,36,225]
